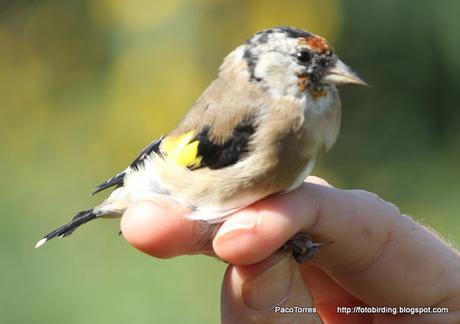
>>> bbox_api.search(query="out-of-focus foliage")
[0,0,458,323]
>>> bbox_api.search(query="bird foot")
[283,233,332,263]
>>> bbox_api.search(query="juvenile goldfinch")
[36,26,367,262]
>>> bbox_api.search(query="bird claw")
[283,233,332,263]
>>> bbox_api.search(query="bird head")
[241,27,367,97]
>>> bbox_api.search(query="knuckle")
[350,189,401,216]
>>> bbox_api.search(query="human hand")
[121,177,460,323]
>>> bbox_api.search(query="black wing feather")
[92,137,164,195]
[195,120,255,170]
[91,172,125,195]
[130,137,163,170]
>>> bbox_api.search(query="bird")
[35,26,367,262]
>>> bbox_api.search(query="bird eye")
[296,50,312,63]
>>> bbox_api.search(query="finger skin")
[213,183,460,310]
[120,199,215,258]
[120,176,327,258]
[300,264,384,324]
[221,253,322,324]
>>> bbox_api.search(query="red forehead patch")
[299,36,331,53]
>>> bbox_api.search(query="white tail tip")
[35,238,47,248]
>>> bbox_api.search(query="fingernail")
[214,211,260,242]
[242,254,294,310]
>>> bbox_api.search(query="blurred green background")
[1,0,459,323]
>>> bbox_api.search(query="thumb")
[221,252,323,324]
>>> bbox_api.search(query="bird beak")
[322,59,368,86]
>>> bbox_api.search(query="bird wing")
[91,111,256,195]
[161,57,264,170]
[159,117,256,170]
[93,56,263,194]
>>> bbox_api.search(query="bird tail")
[35,209,98,248]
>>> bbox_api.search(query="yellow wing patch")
[161,131,202,168]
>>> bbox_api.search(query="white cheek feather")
[254,52,304,98]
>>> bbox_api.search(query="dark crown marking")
[276,26,313,39]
